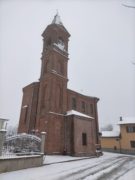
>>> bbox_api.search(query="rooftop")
[117,117,135,125]
[102,131,120,138]
[66,110,94,119]
[52,12,63,25]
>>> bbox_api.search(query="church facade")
[18,14,100,156]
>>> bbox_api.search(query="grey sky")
[0,0,135,129]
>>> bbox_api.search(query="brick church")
[18,13,100,156]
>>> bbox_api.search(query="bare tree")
[122,4,135,8]
[6,125,18,136]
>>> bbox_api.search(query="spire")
[51,12,63,25]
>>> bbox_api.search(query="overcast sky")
[0,0,135,129]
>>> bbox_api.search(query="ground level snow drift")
[0,152,135,180]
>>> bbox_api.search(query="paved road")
[48,155,135,180]
[84,156,135,180]
[0,153,135,180]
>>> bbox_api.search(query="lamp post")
[40,132,46,154]
[0,118,8,156]
[116,137,121,153]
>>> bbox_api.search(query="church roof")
[42,13,70,37]
[66,110,94,119]
[50,13,70,37]
[51,12,63,25]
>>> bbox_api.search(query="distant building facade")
[101,117,135,155]
[101,129,120,153]
[18,14,100,156]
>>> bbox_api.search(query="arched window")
[47,38,52,46]
[72,97,76,110]
[57,37,65,51]
[57,61,63,75]
[82,133,87,146]
[82,101,86,113]
[56,85,62,110]
[41,86,46,109]
[58,37,64,45]
[90,104,94,114]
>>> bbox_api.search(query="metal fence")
[3,133,41,157]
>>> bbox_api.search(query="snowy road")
[0,152,135,180]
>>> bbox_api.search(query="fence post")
[0,119,8,156]
[41,132,46,154]
[0,130,6,156]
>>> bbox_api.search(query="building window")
[47,38,52,46]
[82,101,85,113]
[22,105,28,123]
[72,97,76,110]
[57,61,63,75]
[41,86,46,109]
[130,141,135,148]
[126,126,135,133]
[90,104,94,114]
[82,133,87,146]
[58,37,64,46]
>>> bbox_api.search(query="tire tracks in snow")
[84,156,132,180]
[53,156,128,180]
[99,157,135,180]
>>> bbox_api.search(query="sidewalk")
[44,155,95,165]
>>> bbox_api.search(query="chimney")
[120,116,122,121]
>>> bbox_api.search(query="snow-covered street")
[0,152,135,180]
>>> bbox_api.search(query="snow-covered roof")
[66,110,94,119]
[102,131,120,137]
[117,117,135,125]
[52,13,63,25]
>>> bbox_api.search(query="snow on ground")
[118,167,135,180]
[44,154,89,164]
[0,152,135,180]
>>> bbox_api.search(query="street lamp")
[116,136,121,153]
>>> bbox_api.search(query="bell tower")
[37,13,70,117]
[35,13,70,154]
[40,13,70,79]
